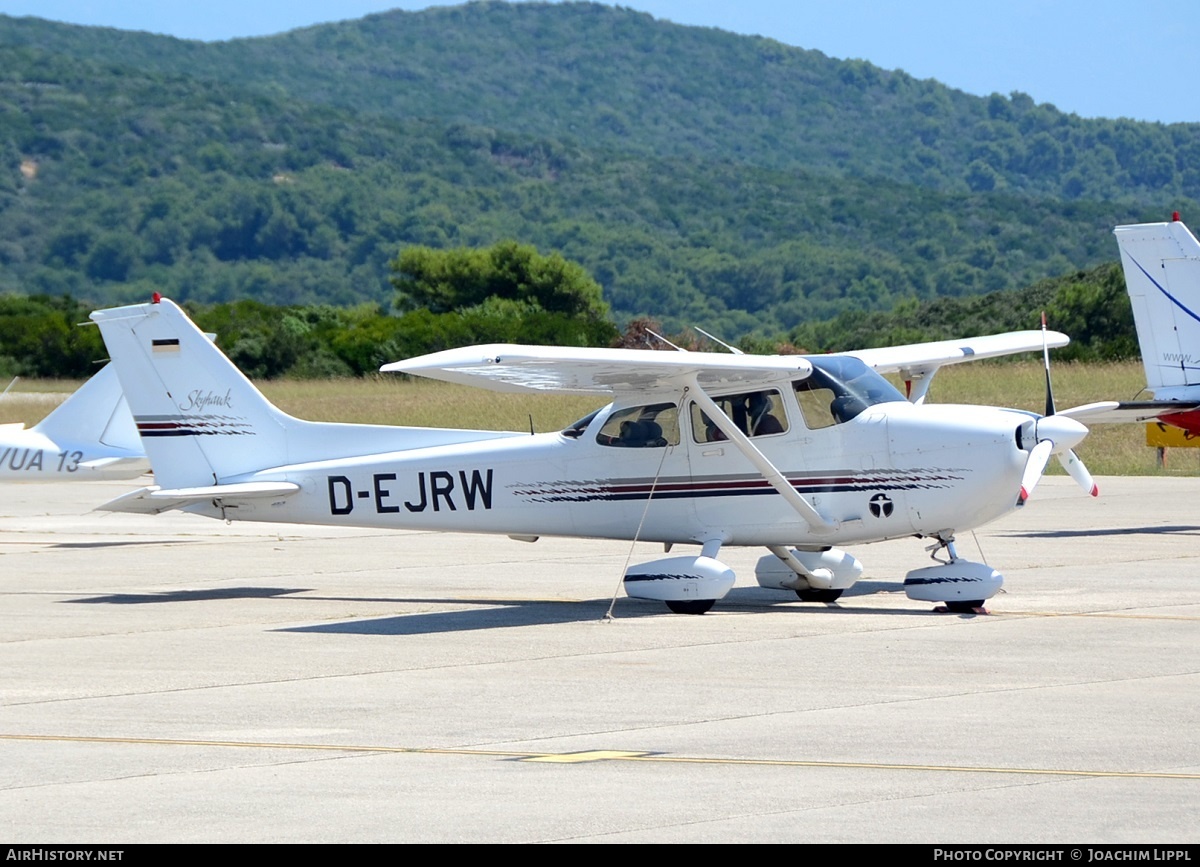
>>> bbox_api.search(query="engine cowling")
[623,555,736,603]
[903,560,1003,603]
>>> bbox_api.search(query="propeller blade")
[1059,449,1099,497]
[1018,439,1054,505]
[1041,311,1056,417]
[1031,313,1095,500]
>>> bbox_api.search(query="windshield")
[794,356,905,428]
[561,409,601,439]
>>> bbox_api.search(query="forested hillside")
[0,261,1137,380]
[0,2,1196,339]
[5,2,1196,202]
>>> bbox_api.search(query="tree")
[389,241,617,347]
[392,241,610,318]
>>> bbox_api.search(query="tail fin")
[1114,217,1200,394]
[91,297,520,492]
[90,298,295,490]
[32,362,141,454]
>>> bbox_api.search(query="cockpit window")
[595,402,680,448]
[793,356,904,429]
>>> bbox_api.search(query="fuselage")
[1155,405,1200,436]
[0,424,148,481]
[1143,384,1200,435]
[192,394,1031,550]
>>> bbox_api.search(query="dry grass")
[3,360,1195,476]
[0,379,83,427]
[260,376,605,432]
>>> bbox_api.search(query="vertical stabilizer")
[32,363,140,453]
[1114,218,1200,394]
[90,299,293,489]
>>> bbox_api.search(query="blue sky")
[1,1,1196,124]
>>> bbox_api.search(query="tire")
[665,599,716,615]
[942,599,985,613]
[795,588,844,603]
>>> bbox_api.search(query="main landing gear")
[665,599,717,615]
[623,546,735,616]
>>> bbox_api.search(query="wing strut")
[685,377,838,536]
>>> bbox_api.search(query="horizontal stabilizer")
[98,481,300,514]
[78,456,151,474]
[1058,400,1200,425]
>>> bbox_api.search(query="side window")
[595,402,680,448]
[690,390,788,443]
[793,379,838,430]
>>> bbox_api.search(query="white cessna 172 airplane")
[0,363,148,481]
[90,297,1095,614]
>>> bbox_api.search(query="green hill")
[0,2,1196,337]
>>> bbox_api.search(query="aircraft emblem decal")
[868,493,894,518]
[179,388,235,412]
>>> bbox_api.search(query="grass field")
[3,359,1196,477]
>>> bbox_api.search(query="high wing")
[849,330,1068,373]
[847,330,1069,402]
[382,344,813,395]
[385,344,829,532]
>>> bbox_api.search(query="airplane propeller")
[1017,314,1098,504]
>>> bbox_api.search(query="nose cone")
[882,403,1035,532]
[1035,414,1089,452]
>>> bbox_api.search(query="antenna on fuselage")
[646,328,686,352]
[693,327,744,355]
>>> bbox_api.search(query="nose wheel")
[905,534,996,614]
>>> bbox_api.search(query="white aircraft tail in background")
[1116,214,1200,398]
[1065,215,1200,435]
[0,363,148,481]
